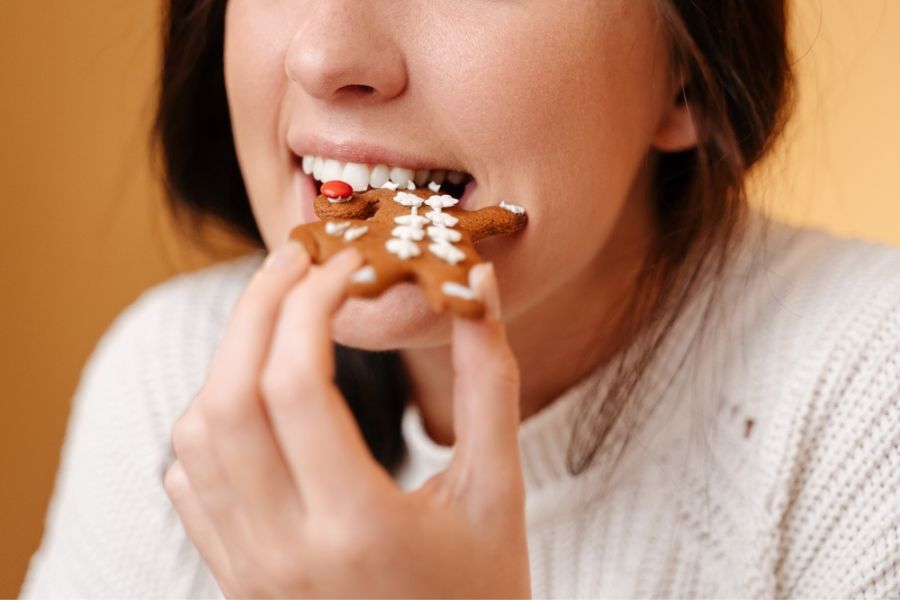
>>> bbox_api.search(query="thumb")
[449,262,524,513]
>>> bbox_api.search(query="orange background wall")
[1,1,898,595]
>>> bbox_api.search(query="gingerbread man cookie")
[288,180,527,319]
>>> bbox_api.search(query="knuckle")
[280,278,309,308]
[170,412,206,458]
[329,532,371,570]
[321,516,384,571]
[200,391,255,429]
[485,352,521,388]
[259,363,321,405]
[202,356,256,400]
[198,363,260,424]
[282,280,328,321]
[238,271,281,307]
[162,462,190,501]
[259,366,298,402]
[457,346,520,392]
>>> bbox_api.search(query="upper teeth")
[300,155,470,192]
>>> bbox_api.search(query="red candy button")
[321,180,353,200]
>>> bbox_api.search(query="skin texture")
[164,2,699,596]
[222,0,698,444]
[165,249,531,597]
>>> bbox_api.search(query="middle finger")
[201,242,310,537]
[262,247,392,513]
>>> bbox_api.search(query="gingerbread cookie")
[288,180,527,319]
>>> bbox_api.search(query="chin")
[331,282,453,350]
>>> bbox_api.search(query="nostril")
[342,84,376,96]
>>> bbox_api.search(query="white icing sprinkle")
[428,241,466,265]
[327,196,353,204]
[442,281,477,301]
[426,211,459,228]
[350,265,377,284]
[394,214,430,228]
[428,181,442,193]
[381,180,400,191]
[393,191,424,207]
[343,225,369,242]
[391,225,425,241]
[325,221,351,236]
[386,238,421,260]
[425,194,459,210]
[499,200,526,215]
[406,180,417,190]
[426,226,462,243]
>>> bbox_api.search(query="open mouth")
[296,154,474,199]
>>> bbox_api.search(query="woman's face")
[224,0,678,349]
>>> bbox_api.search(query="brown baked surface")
[288,187,527,319]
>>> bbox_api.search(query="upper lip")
[287,134,469,175]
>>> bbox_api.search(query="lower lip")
[296,166,478,223]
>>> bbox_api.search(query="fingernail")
[263,240,304,271]
[471,262,501,321]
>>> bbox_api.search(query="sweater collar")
[399,340,686,494]
[398,262,718,494]
[398,208,773,494]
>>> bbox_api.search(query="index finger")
[199,241,311,534]
[261,248,393,513]
[207,241,311,391]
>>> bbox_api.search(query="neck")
[401,183,657,447]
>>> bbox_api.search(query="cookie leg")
[288,225,321,262]
[417,264,485,320]
[346,261,410,299]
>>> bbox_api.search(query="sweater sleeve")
[19,256,260,599]
[773,263,900,599]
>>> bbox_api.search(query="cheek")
[421,5,668,316]
[432,2,668,218]
[224,2,289,144]
[224,0,297,247]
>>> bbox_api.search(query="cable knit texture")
[19,210,900,599]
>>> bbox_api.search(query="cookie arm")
[454,203,528,243]
[313,193,380,221]
[288,224,321,261]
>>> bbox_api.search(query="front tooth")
[389,167,415,187]
[431,169,446,184]
[322,159,344,182]
[302,155,314,175]
[414,169,430,186]
[446,170,465,185]
[313,157,325,181]
[342,162,371,192]
[370,164,390,188]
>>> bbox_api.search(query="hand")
[163,242,531,598]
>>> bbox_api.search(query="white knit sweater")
[20,210,900,599]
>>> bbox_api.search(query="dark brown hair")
[151,0,792,476]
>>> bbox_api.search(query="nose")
[285,1,407,102]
